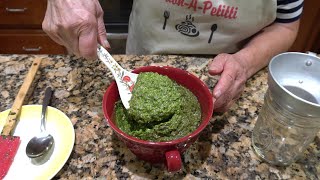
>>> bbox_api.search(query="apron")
[126,0,277,55]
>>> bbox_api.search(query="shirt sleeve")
[276,0,304,23]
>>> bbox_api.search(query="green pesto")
[114,72,201,142]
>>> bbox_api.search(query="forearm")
[235,20,300,79]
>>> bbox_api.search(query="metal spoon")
[26,87,54,158]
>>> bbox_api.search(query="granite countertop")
[0,54,319,179]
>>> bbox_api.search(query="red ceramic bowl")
[102,66,213,172]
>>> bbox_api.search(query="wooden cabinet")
[0,0,67,54]
[289,0,320,53]
[0,30,66,54]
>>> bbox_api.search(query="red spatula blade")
[0,136,21,179]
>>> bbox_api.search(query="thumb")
[78,26,98,60]
[97,16,111,49]
[212,97,217,111]
[208,54,228,75]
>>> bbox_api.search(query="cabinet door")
[0,30,67,54]
[290,0,320,53]
[0,0,47,28]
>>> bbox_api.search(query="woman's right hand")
[42,0,110,60]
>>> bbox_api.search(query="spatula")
[0,57,42,179]
[97,45,138,109]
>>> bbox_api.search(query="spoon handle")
[97,45,138,109]
[97,45,125,80]
[40,87,53,132]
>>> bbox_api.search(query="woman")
[42,0,303,112]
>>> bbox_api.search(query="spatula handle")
[97,44,124,79]
[1,58,42,136]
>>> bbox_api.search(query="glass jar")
[252,90,320,166]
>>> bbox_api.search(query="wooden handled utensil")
[0,57,42,179]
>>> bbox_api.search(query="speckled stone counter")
[0,54,319,179]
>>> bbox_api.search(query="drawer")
[0,30,67,54]
[0,0,46,28]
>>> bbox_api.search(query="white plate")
[0,105,75,180]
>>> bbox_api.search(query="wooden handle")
[1,58,42,136]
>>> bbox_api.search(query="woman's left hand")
[208,53,248,112]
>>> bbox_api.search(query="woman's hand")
[208,53,248,112]
[42,0,110,60]
[209,20,300,112]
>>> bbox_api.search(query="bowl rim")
[102,65,214,146]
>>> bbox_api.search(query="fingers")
[43,23,76,56]
[212,56,237,99]
[78,25,98,60]
[59,27,81,57]
[97,14,110,49]
[42,5,65,46]
[42,23,64,46]
[42,0,104,60]
[214,99,234,112]
[213,84,244,112]
[73,10,98,59]
[208,54,228,75]
[213,89,233,112]
[213,67,236,97]
[209,54,247,112]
